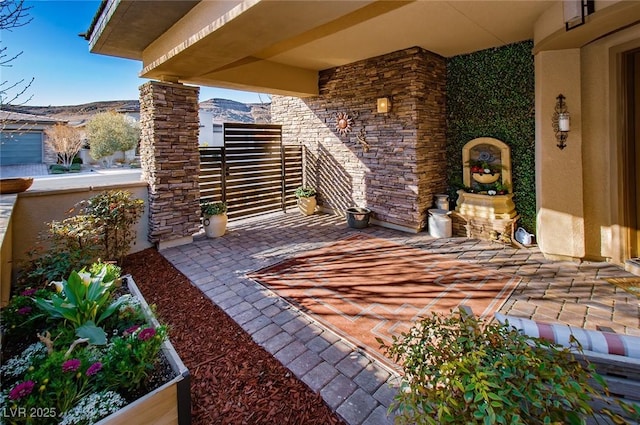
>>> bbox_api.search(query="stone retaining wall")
[272,47,447,231]
[139,81,200,245]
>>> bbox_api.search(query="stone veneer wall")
[271,47,446,231]
[139,81,200,244]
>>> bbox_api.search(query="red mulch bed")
[123,248,346,425]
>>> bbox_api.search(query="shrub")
[294,186,316,198]
[85,111,139,166]
[379,309,626,425]
[18,190,144,287]
[200,200,227,216]
[75,190,144,263]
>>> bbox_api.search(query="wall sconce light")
[564,0,595,31]
[552,94,570,150]
[377,97,391,113]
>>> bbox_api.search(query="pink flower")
[9,381,35,400]
[137,327,156,341]
[86,362,102,376]
[62,359,81,373]
[124,325,140,335]
[17,306,32,315]
[21,288,37,296]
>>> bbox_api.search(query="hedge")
[446,40,536,233]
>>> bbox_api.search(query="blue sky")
[2,1,267,106]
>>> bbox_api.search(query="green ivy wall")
[446,41,536,233]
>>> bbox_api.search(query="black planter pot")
[346,207,371,229]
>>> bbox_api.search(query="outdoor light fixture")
[377,97,390,113]
[564,0,595,31]
[552,94,570,150]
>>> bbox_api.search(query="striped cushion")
[494,313,640,359]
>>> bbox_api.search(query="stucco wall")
[271,47,446,231]
[535,49,585,260]
[11,183,152,270]
[535,21,640,263]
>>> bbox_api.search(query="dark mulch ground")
[123,248,346,425]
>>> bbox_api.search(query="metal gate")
[199,123,302,220]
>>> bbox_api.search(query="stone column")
[139,81,200,249]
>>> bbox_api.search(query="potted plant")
[200,201,228,238]
[294,186,317,216]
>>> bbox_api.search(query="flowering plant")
[1,262,168,424]
[467,159,503,175]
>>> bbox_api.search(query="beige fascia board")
[88,0,141,60]
[140,0,376,79]
[184,58,318,97]
[534,1,640,53]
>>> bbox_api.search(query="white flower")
[78,271,92,286]
[49,280,64,293]
[0,343,47,378]
[59,391,126,425]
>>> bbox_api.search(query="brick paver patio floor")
[160,211,640,425]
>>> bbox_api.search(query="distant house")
[0,110,64,166]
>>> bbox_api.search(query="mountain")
[2,98,271,125]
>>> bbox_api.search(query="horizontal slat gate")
[199,123,302,221]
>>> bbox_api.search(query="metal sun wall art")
[335,112,353,136]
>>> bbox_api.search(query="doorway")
[622,49,640,262]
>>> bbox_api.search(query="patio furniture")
[495,313,640,420]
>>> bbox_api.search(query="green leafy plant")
[294,186,316,198]
[33,263,129,345]
[0,287,50,337]
[379,309,623,425]
[85,111,140,166]
[74,190,145,263]
[494,180,511,194]
[200,200,227,217]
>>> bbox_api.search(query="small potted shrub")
[200,200,228,238]
[294,186,317,216]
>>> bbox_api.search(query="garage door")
[0,132,43,165]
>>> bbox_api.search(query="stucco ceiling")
[88,0,554,96]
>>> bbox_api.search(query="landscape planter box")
[97,275,191,425]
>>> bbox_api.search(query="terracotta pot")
[297,196,317,216]
[0,177,33,194]
[203,213,227,237]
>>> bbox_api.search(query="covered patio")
[78,1,640,422]
[160,210,639,424]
